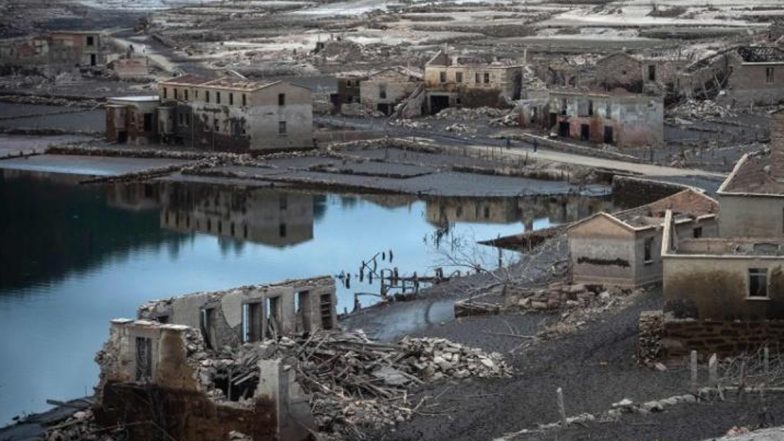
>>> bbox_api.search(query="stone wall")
[661,316,784,359]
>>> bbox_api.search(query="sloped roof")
[367,66,423,81]
[569,189,718,233]
[719,113,784,196]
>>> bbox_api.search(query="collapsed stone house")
[678,46,784,107]
[92,277,337,439]
[94,319,315,441]
[358,66,423,117]
[716,112,784,237]
[159,183,314,247]
[595,52,686,95]
[137,276,337,349]
[105,96,160,145]
[568,189,719,288]
[0,31,108,74]
[330,72,366,114]
[424,50,523,114]
[519,88,664,148]
[108,56,150,80]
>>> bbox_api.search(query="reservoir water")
[0,169,611,424]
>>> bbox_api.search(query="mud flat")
[0,154,193,176]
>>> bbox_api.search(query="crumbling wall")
[360,69,420,115]
[724,62,784,107]
[139,276,337,347]
[596,53,643,92]
[93,320,313,441]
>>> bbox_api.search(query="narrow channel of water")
[0,169,612,424]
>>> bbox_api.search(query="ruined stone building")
[568,189,719,288]
[0,31,107,73]
[158,75,314,151]
[522,89,664,148]
[679,46,784,106]
[105,96,160,145]
[108,56,150,80]
[595,52,686,94]
[138,276,337,348]
[159,183,315,247]
[94,319,315,441]
[358,66,423,116]
[424,50,523,114]
[92,276,335,440]
[330,73,366,114]
[716,112,784,237]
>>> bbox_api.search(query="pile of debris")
[202,331,511,437]
[433,106,506,120]
[490,111,520,127]
[44,409,120,441]
[670,99,737,120]
[506,282,611,311]
[445,123,476,134]
[388,118,432,129]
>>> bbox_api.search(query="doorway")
[429,95,450,115]
[558,121,570,138]
[603,126,614,144]
[580,124,590,141]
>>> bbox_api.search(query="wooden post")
[557,387,567,427]
[708,353,718,385]
[690,350,698,392]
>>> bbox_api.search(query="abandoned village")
[3,1,784,441]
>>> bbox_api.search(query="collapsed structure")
[106,75,314,151]
[93,276,336,440]
[424,50,523,114]
[568,189,719,288]
[679,46,784,107]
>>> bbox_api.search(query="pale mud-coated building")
[424,50,523,114]
[358,66,423,116]
[656,211,784,358]
[595,52,686,94]
[105,96,160,145]
[679,46,784,107]
[158,75,314,151]
[568,189,719,288]
[94,319,315,441]
[137,276,337,349]
[716,112,784,237]
[159,183,314,247]
[543,89,664,148]
[0,31,107,73]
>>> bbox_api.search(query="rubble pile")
[201,331,511,437]
[445,123,476,134]
[637,310,664,365]
[670,99,737,120]
[433,106,506,120]
[506,282,614,311]
[389,118,432,129]
[490,111,520,127]
[43,409,120,441]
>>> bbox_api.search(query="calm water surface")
[0,169,610,424]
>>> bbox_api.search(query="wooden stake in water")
[557,387,567,427]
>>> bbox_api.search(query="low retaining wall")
[639,310,784,360]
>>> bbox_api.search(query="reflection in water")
[0,170,613,426]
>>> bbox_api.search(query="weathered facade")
[109,56,150,80]
[330,73,365,114]
[568,189,719,288]
[424,50,523,114]
[655,211,784,358]
[547,89,664,148]
[0,31,107,73]
[159,75,314,151]
[105,96,160,145]
[94,319,314,441]
[359,66,422,116]
[138,276,337,349]
[679,46,784,106]
[595,52,685,94]
[717,111,784,237]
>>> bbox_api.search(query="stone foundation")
[638,311,784,360]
